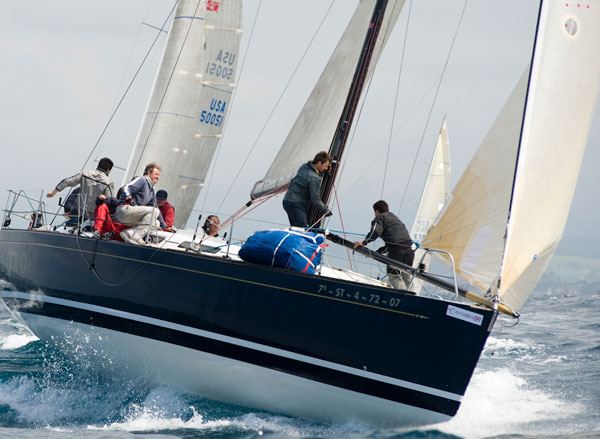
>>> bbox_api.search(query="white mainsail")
[410,119,450,294]
[250,0,405,200]
[423,2,600,312]
[124,0,242,229]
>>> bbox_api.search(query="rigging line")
[217,183,288,231]
[332,184,353,271]
[339,77,439,200]
[215,0,338,213]
[397,0,468,215]
[113,0,160,116]
[93,1,159,161]
[200,0,263,215]
[130,0,203,175]
[203,191,281,245]
[80,0,177,173]
[77,230,179,287]
[380,0,413,199]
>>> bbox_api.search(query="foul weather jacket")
[283,161,329,216]
[119,176,167,229]
[55,168,114,220]
[159,201,175,229]
[363,211,414,272]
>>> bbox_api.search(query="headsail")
[423,2,600,311]
[250,0,405,200]
[499,3,600,310]
[421,72,529,294]
[410,119,451,294]
[124,0,243,229]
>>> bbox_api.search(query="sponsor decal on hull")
[446,305,483,326]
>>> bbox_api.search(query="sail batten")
[124,0,242,229]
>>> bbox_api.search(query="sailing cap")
[156,190,168,200]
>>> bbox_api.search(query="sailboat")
[410,118,451,295]
[1,0,599,428]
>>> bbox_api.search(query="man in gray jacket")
[283,151,333,228]
[354,200,415,290]
[47,157,114,220]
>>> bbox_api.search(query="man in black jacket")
[354,200,414,290]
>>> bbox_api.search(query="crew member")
[47,157,114,220]
[156,190,175,229]
[202,215,220,237]
[354,200,414,290]
[116,162,167,245]
[282,151,333,228]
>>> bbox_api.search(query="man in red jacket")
[156,190,175,229]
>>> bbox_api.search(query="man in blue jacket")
[116,162,167,245]
[282,151,333,228]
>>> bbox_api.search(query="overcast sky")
[1,0,598,256]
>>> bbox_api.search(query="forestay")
[410,119,450,294]
[423,2,600,312]
[250,0,405,200]
[124,0,242,229]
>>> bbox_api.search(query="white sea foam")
[91,404,212,432]
[484,336,532,352]
[89,386,372,437]
[0,279,15,290]
[0,333,37,349]
[437,368,581,439]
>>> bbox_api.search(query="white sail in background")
[124,0,242,228]
[410,119,450,294]
[421,72,528,293]
[424,2,600,312]
[250,0,405,200]
[499,3,600,311]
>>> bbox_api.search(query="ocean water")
[0,279,597,439]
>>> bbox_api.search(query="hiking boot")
[92,229,101,239]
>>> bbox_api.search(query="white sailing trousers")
[115,205,160,235]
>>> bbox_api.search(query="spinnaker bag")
[239,229,325,274]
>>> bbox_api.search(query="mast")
[308,0,389,227]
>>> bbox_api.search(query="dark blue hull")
[0,229,496,424]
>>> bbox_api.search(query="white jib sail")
[498,2,600,311]
[410,119,450,294]
[421,71,529,294]
[250,0,405,200]
[124,0,242,229]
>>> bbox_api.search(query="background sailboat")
[410,118,450,294]
[123,0,242,229]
